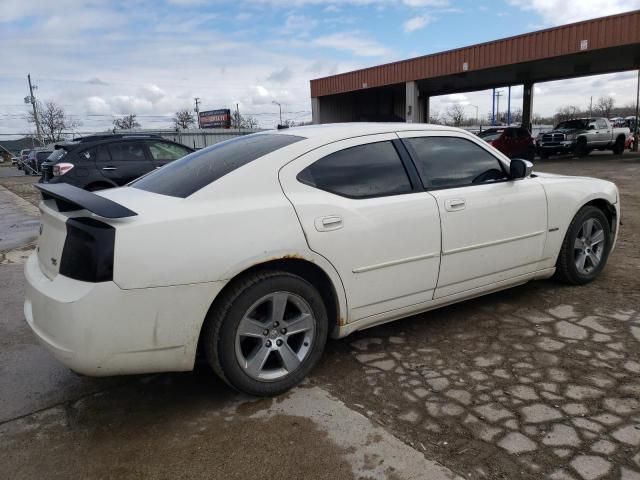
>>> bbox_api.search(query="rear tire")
[202,271,328,397]
[612,136,625,155]
[555,206,611,285]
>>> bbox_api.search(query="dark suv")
[40,135,194,191]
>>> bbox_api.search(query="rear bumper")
[24,253,224,376]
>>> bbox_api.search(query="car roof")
[267,122,461,143]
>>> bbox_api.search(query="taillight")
[60,217,115,282]
[53,163,74,176]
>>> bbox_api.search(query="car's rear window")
[131,133,304,198]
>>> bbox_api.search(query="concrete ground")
[0,153,639,479]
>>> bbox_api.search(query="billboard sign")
[199,109,231,129]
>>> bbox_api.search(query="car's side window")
[405,136,507,189]
[147,141,191,161]
[108,142,146,162]
[297,141,412,199]
[95,146,111,162]
[596,119,608,130]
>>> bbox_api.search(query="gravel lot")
[0,153,638,479]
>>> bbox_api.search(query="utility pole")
[495,90,503,125]
[507,86,511,125]
[194,97,201,129]
[272,101,282,126]
[492,88,496,126]
[634,69,639,152]
[27,74,42,143]
[589,96,593,118]
[236,103,240,132]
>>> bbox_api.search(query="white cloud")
[283,14,319,32]
[313,32,391,57]
[509,0,640,25]
[403,14,432,32]
[402,0,448,6]
[267,66,294,83]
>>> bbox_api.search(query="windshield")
[554,119,588,130]
[37,151,53,160]
[131,133,304,198]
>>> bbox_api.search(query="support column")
[406,81,421,123]
[522,81,534,131]
[424,96,430,123]
[311,97,321,124]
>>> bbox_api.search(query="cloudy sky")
[1,0,639,137]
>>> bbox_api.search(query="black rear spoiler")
[34,183,137,218]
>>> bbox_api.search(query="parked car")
[25,148,53,175]
[39,134,193,191]
[625,132,635,151]
[17,149,32,170]
[11,156,19,165]
[26,124,619,396]
[537,117,630,158]
[477,127,535,160]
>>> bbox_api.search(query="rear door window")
[96,146,111,162]
[297,141,412,199]
[108,142,146,162]
[131,134,303,198]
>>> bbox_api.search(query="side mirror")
[509,158,533,179]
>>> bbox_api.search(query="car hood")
[545,128,585,135]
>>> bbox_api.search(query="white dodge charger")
[25,123,619,396]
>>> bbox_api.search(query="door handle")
[102,166,117,171]
[315,215,343,232]
[445,199,466,212]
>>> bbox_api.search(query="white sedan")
[25,123,619,396]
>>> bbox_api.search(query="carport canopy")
[310,10,640,129]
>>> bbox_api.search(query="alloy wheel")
[234,291,316,381]
[574,218,605,275]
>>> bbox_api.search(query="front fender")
[534,173,619,267]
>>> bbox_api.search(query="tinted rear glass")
[131,134,303,198]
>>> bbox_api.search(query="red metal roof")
[310,10,640,97]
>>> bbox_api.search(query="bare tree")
[230,111,259,129]
[555,105,581,123]
[510,108,523,124]
[428,110,442,124]
[281,119,298,127]
[594,96,615,119]
[173,109,195,129]
[113,114,140,130]
[27,100,79,143]
[445,104,466,127]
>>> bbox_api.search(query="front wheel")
[555,206,612,285]
[612,136,625,155]
[203,271,328,396]
[575,138,589,156]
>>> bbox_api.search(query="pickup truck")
[536,117,630,158]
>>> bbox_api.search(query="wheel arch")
[195,253,348,361]
[582,198,617,233]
